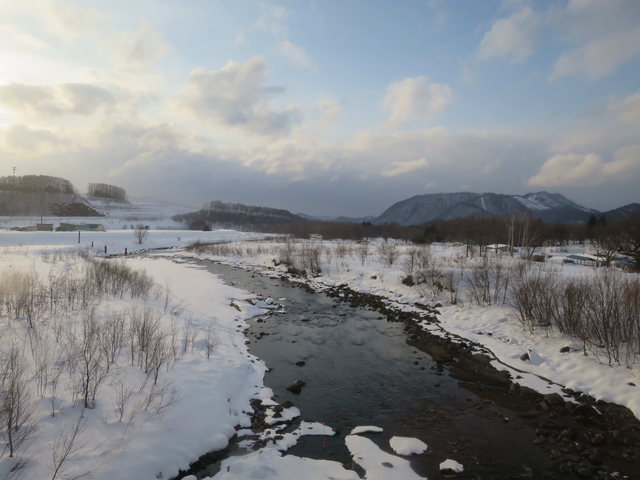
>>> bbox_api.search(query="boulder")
[286,380,306,394]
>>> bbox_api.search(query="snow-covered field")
[0,198,195,231]
[1,227,639,480]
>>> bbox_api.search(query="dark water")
[192,260,557,479]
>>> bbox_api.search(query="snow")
[206,448,360,480]
[0,245,269,479]
[440,459,464,473]
[345,435,427,480]
[389,436,428,455]
[2,229,639,480]
[350,425,384,435]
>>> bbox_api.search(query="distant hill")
[173,200,307,228]
[0,175,101,217]
[373,191,597,226]
[601,203,640,221]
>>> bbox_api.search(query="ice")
[350,425,384,435]
[440,459,464,473]
[345,435,427,480]
[389,436,428,455]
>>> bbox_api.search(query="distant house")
[615,258,635,271]
[57,223,104,232]
[57,223,91,232]
[310,234,323,240]
[11,226,37,232]
[36,223,54,231]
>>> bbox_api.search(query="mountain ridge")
[373,191,600,226]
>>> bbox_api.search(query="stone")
[545,393,566,406]
[589,455,603,465]
[520,352,530,361]
[576,403,597,418]
[295,361,306,366]
[559,463,571,474]
[382,462,393,468]
[560,346,571,353]
[577,468,592,477]
[285,380,306,394]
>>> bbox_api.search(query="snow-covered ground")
[0,198,195,231]
[1,230,639,480]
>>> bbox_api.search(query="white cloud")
[0,25,51,51]
[254,3,290,36]
[476,7,540,63]
[0,82,115,118]
[0,124,67,154]
[382,157,429,177]
[380,76,452,129]
[44,0,109,43]
[179,56,303,138]
[234,32,246,46]
[549,131,604,153]
[550,25,640,81]
[278,40,314,69]
[528,147,640,186]
[111,23,171,71]
[548,0,640,81]
[316,97,341,124]
[607,90,640,128]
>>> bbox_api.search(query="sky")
[0,0,639,217]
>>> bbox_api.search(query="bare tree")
[204,325,220,360]
[356,242,370,266]
[377,241,399,268]
[0,345,37,458]
[50,415,86,480]
[133,225,149,245]
[75,308,107,409]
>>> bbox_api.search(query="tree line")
[0,175,76,194]
[87,183,127,201]
[258,211,640,270]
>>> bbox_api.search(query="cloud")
[549,131,604,153]
[382,157,429,177]
[476,7,540,63]
[254,3,290,36]
[0,25,51,51]
[548,0,640,81]
[234,32,246,46]
[179,56,303,138]
[0,124,67,154]
[278,40,314,69]
[550,25,640,81]
[315,97,341,124]
[44,0,109,43]
[112,23,171,71]
[607,89,640,128]
[0,82,115,117]
[528,146,640,186]
[380,76,452,129]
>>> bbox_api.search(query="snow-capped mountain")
[373,192,598,226]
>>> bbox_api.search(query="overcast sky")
[1,0,639,217]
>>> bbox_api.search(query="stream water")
[185,260,557,480]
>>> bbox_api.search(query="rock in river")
[286,380,306,394]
